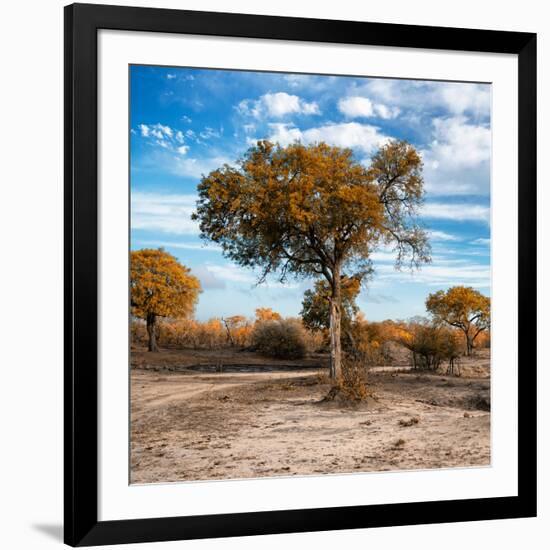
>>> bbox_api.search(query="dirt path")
[130,368,490,484]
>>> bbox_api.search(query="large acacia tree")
[130,248,201,352]
[194,140,430,378]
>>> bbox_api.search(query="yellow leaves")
[195,139,429,294]
[426,286,490,325]
[255,307,282,322]
[130,248,201,321]
[426,285,491,350]
[197,141,386,254]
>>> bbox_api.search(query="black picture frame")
[64,3,537,546]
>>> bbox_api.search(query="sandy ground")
[130,349,490,484]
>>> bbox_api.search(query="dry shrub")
[251,319,307,359]
[316,371,332,385]
[325,356,370,402]
[132,315,320,353]
[467,394,491,411]
[348,316,397,365]
[158,318,229,349]
[398,417,420,427]
[131,319,147,346]
[131,318,253,349]
[476,330,491,349]
[302,328,326,353]
[395,318,464,372]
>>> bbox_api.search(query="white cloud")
[192,262,302,290]
[339,96,374,117]
[192,266,226,290]
[471,237,490,246]
[166,73,176,80]
[134,240,222,252]
[199,126,221,140]
[427,230,461,242]
[374,259,490,289]
[338,96,399,119]
[427,117,491,169]
[170,155,232,179]
[421,202,490,223]
[266,123,303,146]
[131,192,199,235]
[267,121,389,154]
[374,103,400,120]
[177,145,189,155]
[439,83,491,116]
[422,116,491,196]
[196,263,300,289]
[137,122,188,153]
[203,263,256,284]
[370,250,400,263]
[237,92,320,119]
[149,124,172,139]
[362,79,490,118]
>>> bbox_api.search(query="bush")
[131,319,147,346]
[395,318,464,372]
[251,319,307,359]
[323,356,370,402]
[337,356,370,400]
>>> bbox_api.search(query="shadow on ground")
[32,524,63,542]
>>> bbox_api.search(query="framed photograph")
[64,3,537,546]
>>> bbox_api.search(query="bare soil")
[130,348,490,484]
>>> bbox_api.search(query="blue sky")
[130,65,491,322]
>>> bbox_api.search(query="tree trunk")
[222,318,235,347]
[328,267,342,379]
[465,332,473,356]
[146,313,159,352]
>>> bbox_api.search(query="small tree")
[255,307,282,322]
[426,286,490,356]
[221,315,247,347]
[130,248,201,352]
[396,318,464,372]
[194,140,429,378]
[301,275,361,333]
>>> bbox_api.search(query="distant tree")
[221,315,247,346]
[194,140,430,378]
[395,317,462,371]
[255,307,282,322]
[301,275,361,335]
[130,249,201,352]
[426,286,490,356]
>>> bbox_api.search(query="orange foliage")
[255,307,282,322]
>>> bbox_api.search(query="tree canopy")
[255,307,282,322]
[131,248,201,351]
[194,139,430,377]
[426,286,490,356]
